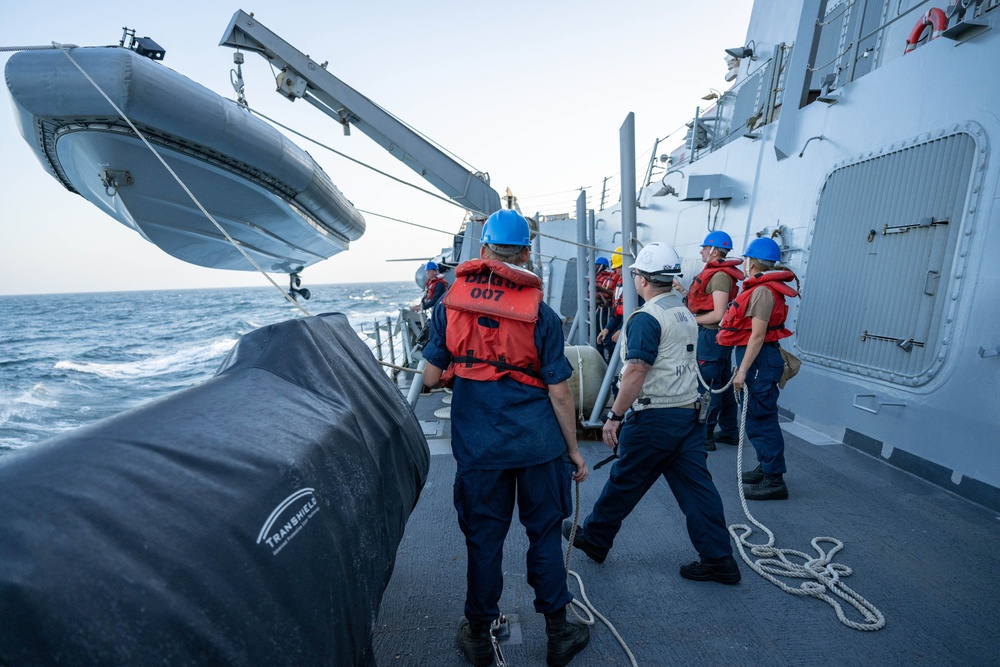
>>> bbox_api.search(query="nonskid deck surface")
[377,392,998,666]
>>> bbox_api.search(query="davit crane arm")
[219,9,501,217]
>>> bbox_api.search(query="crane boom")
[219,10,501,216]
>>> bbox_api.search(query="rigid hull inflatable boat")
[5,45,365,273]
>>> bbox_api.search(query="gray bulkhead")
[553,0,1000,507]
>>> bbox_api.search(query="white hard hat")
[632,242,682,276]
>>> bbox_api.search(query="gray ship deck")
[375,391,998,666]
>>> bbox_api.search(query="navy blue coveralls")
[698,326,739,442]
[423,299,576,624]
[735,343,787,474]
[580,312,733,560]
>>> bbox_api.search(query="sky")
[0,1,753,295]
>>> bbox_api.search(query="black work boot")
[561,519,608,563]
[745,473,789,500]
[544,608,590,666]
[741,464,765,484]
[714,433,739,446]
[457,618,493,666]
[703,437,717,451]
[679,555,741,584]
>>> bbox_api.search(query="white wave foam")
[0,384,58,427]
[53,338,237,379]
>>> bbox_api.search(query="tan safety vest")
[620,292,701,410]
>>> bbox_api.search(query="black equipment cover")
[0,314,430,666]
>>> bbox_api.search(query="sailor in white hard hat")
[565,241,741,585]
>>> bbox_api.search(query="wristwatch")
[606,409,623,422]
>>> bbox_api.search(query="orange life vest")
[423,275,447,307]
[686,259,744,315]
[716,270,798,347]
[612,273,624,317]
[595,269,617,305]
[441,259,546,389]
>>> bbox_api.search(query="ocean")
[0,281,420,452]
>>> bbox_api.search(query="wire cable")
[0,43,79,51]
[246,106,466,210]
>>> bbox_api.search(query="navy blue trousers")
[454,457,574,623]
[582,407,733,560]
[697,326,738,440]
[734,343,787,474]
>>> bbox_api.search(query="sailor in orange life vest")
[593,256,616,331]
[563,242,741,585]
[673,231,744,451]
[716,237,800,501]
[421,209,590,667]
[411,261,448,312]
[595,247,624,361]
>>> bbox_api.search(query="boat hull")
[5,47,366,273]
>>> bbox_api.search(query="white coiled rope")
[557,350,882,667]
[728,383,886,631]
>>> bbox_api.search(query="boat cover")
[0,314,429,666]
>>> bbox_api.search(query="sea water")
[0,281,420,452]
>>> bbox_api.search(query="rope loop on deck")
[728,388,886,631]
[564,482,639,666]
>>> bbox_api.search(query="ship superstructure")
[527,0,1000,510]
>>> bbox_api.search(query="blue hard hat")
[481,210,531,246]
[702,231,733,250]
[742,237,781,262]
[595,256,610,267]
[425,261,439,271]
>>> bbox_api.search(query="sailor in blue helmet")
[717,237,800,500]
[422,209,590,666]
[673,231,744,451]
[412,260,448,312]
[563,242,740,585]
